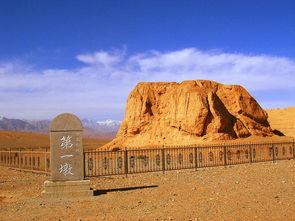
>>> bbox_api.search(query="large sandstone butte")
[105,80,274,149]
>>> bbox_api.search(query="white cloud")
[76,51,123,66]
[125,49,295,91]
[0,48,294,120]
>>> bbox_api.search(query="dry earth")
[1,159,295,221]
[267,107,295,138]
[0,130,111,150]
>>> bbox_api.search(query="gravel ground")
[0,159,295,221]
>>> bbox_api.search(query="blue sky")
[0,0,294,120]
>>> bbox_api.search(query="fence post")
[161,147,165,174]
[9,148,11,166]
[223,145,227,168]
[18,148,21,169]
[194,146,198,171]
[83,151,86,177]
[124,149,128,177]
[272,143,275,163]
[31,148,33,171]
[45,147,47,172]
[249,144,253,164]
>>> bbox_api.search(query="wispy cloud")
[0,48,294,120]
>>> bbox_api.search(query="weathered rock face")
[105,80,274,149]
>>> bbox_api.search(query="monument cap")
[50,113,83,132]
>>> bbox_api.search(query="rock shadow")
[93,185,158,196]
[273,129,285,136]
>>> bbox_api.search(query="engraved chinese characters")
[61,135,73,149]
[59,135,75,176]
[59,162,73,176]
[50,113,84,181]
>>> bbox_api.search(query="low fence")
[84,142,295,176]
[0,148,51,173]
[1,142,294,176]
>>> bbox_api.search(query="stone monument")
[42,113,93,198]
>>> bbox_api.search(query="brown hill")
[0,130,49,149]
[104,80,275,149]
[267,107,295,138]
[83,129,117,139]
[0,130,111,150]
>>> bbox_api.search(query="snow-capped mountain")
[82,119,121,132]
[97,120,122,127]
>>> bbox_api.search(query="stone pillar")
[42,113,93,198]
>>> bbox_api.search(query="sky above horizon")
[0,0,294,120]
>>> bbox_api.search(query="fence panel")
[84,150,126,176]
[127,149,163,174]
[250,143,272,163]
[165,147,195,171]
[20,151,32,170]
[0,149,50,173]
[226,144,251,165]
[197,146,225,168]
[1,151,10,167]
[274,143,294,160]
[1,141,295,176]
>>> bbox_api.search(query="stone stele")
[42,113,93,198]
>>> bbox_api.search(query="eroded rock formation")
[105,80,274,149]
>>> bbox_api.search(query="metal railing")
[0,148,50,174]
[84,142,295,177]
[1,142,294,176]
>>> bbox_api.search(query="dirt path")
[0,160,295,221]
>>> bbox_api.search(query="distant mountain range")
[81,119,121,139]
[0,116,121,139]
[82,119,121,132]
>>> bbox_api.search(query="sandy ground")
[1,159,295,221]
[0,130,111,150]
[267,107,295,138]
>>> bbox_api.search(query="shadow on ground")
[93,185,158,196]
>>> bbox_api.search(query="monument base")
[42,180,93,198]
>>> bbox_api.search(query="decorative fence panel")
[84,150,126,176]
[164,148,195,170]
[1,142,294,176]
[0,149,50,173]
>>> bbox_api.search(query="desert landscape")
[0,80,294,220]
[1,159,295,221]
[1,1,295,221]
